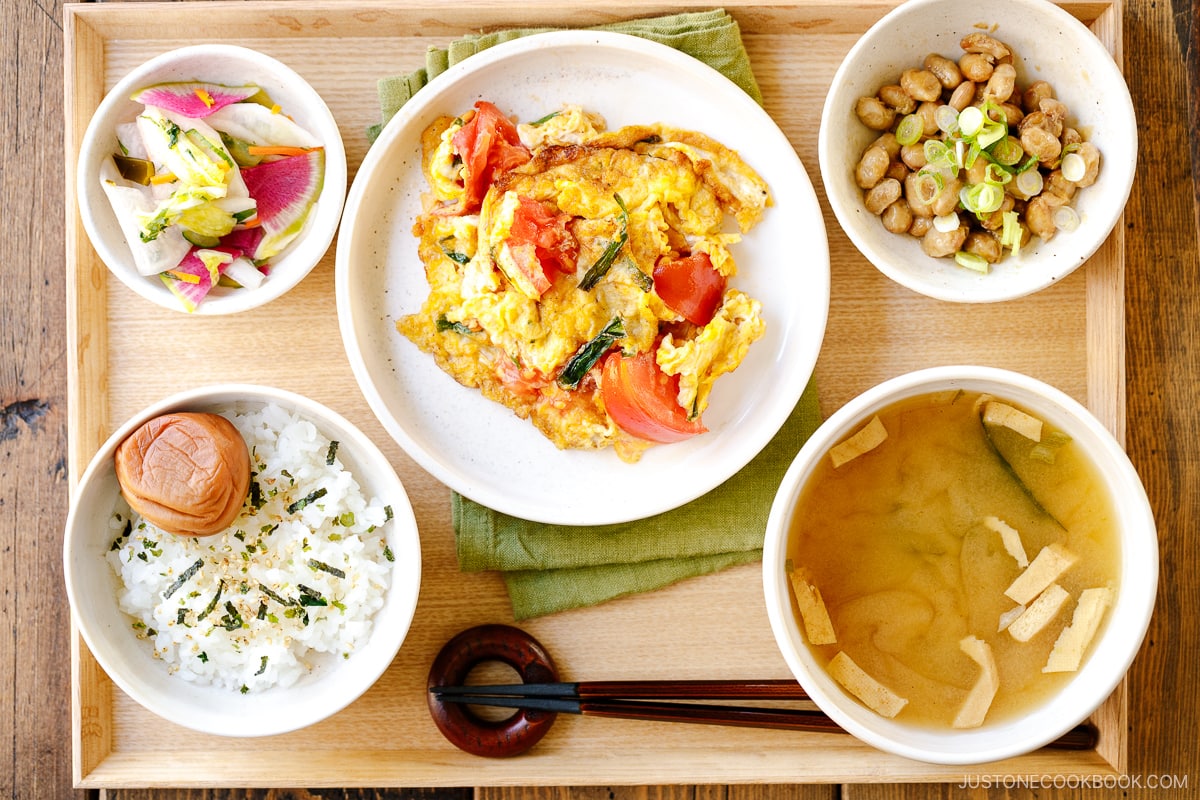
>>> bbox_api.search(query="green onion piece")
[557,317,625,390]
[163,558,205,599]
[578,194,629,290]
[325,440,339,466]
[1015,169,1044,197]
[255,656,269,676]
[934,105,959,134]
[954,251,991,273]
[1000,210,1021,250]
[923,140,952,169]
[530,110,561,126]
[984,162,1012,185]
[1060,152,1086,182]
[990,136,1025,167]
[384,505,393,521]
[915,170,944,203]
[287,487,327,515]
[963,182,1004,215]
[435,315,476,336]
[958,106,985,138]
[895,114,923,146]
[438,237,471,265]
[383,545,395,562]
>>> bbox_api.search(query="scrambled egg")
[398,103,769,461]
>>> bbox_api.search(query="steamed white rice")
[105,403,395,693]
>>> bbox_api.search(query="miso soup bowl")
[762,365,1157,764]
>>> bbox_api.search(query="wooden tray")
[65,0,1128,788]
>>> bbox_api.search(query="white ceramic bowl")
[63,384,421,737]
[337,30,829,525]
[77,44,347,314]
[818,0,1136,302]
[762,366,1157,764]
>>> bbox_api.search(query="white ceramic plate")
[63,385,421,737]
[337,31,829,525]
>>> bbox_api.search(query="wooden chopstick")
[429,681,1101,751]
[431,679,810,700]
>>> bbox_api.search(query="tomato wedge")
[503,195,578,296]
[652,252,726,326]
[600,351,707,443]
[451,101,531,214]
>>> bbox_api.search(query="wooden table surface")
[4,0,1197,797]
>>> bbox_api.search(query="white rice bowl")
[64,384,421,737]
[106,403,393,693]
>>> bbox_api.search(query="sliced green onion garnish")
[1015,169,1044,197]
[923,140,952,169]
[977,120,1008,149]
[935,105,960,134]
[984,162,1012,185]
[895,114,923,146]
[577,194,629,290]
[957,106,985,138]
[933,212,961,233]
[1060,152,1086,182]
[1000,210,1021,248]
[1052,205,1080,232]
[915,170,944,203]
[557,317,625,390]
[963,182,1004,214]
[990,137,1025,167]
[954,251,990,273]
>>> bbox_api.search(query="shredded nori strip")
[297,584,327,607]
[286,487,327,514]
[577,194,630,290]
[249,476,264,509]
[307,559,346,579]
[218,601,244,631]
[258,583,297,607]
[256,602,268,620]
[197,581,224,621]
[163,558,204,599]
[110,518,133,551]
[176,609,188,625]
[325,440,339,466]
[558,317,625,389]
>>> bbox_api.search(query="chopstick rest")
[426,624,1100,758]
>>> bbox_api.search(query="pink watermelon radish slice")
[219,226,266,259]
[133,82,260,119]
[238,149,325,260]
[160,246,238,312]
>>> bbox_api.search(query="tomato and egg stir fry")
[398,101,770,462]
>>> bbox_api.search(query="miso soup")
[786,390,1120,729]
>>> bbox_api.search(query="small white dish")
[77,44,347,314]
[63,384,421,737]
[763,365,1157,764]
[336,30,829,525]
[819,0,1136,302]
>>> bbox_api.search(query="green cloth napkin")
[372,9,818,619]
[455,379,822,619]
[367,9,761,142]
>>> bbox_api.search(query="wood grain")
[3,0,1196,798]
